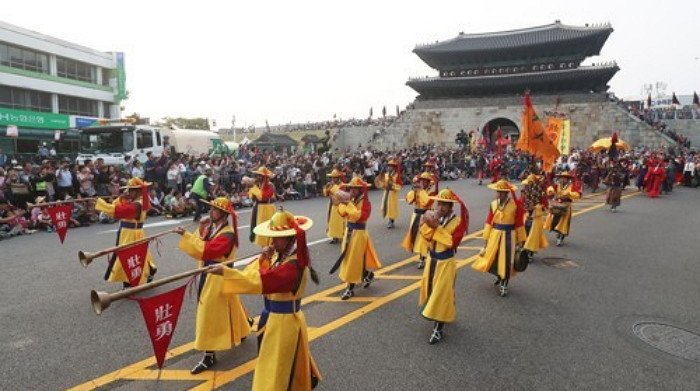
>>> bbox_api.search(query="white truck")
[75,120,222,165]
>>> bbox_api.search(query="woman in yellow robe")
[95,177,155,287]
[378,159,402,229]
[330,176,382,300]
[248,166,276,247]
[544,171,581,246]
[418,188,468,344]
[472,180,526,297]
[402,172,433,269]
[323,169,345,243]
[176,197,251,374]
[214,209,321,390]
[521,174,549,259]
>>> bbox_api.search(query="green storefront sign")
[0,107,70,129]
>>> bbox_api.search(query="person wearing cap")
[402,172,434,269]
[472,179,526,297]
[95,177,157,287]
[604,160,625,212]
[175,197,251,374]
[422,158,440,194]
[248,166,276,247]
[377,159,402,229]
[190,167,213,222]
[331,176,382,300]
[520,174,549,260]
[544,171,581,246]
[211,208,322,390]
[419,188,468,344]
[323,169,345,244]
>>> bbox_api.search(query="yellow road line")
[69,190,638,390]
[375,275,422,280]
[314,296,379,302]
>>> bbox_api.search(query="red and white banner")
[136,284,187,369]
[116,241,148,287]
[47,204,72,244]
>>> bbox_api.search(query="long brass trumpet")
[28,196,117,209]
[78,226,185,267]
[90,255,256,315]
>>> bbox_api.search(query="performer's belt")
[429,249,455,260]
[120,221,143,229]
[257,200,272,204]
[347,222,366,230]
[414,208,427,215]
[264,298,302,314]
[492,223,514,231]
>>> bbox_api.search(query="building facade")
[0,20,126,157]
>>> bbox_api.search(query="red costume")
[644,159,665,198]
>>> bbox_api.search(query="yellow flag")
[517,94,561,172]
[546,117,563,147]
[558,119,571,155]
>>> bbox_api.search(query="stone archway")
[481,117,520,149]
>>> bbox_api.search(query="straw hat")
[200,197,235,214]
[253,209,313,237]
[34,196,46,204]
[487,179,517,192]
[326,169,343,178]
[521,174,542,185]
[429,188,460,203]
[120,177,152,190]
[342,176,369,188]
[415,172,435,182]
[252,166,274,177]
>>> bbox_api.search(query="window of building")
[0,42,50,73]
[58,95,98,117]
[0,85,52,112]
[56,56,97,83]
[101,68,111,86]
[102,102,111,118]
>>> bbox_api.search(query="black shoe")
[386,221,395,229]
[362,271,375,288]
[428,330,443,345]
[191,354,216,374]
[499,281,508,297]
[494,278,501,286]
[340,288,354,300]
[417,258,425,269]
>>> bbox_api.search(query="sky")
[4,0,699,128]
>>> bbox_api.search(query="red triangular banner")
[47,204,72,244]
[117,241,148,287]
[136,284,187,369]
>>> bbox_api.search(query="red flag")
[47,204,72,244]
[671,92,680,106]
[117,241,149,287]
[136,284,187,369]
[693,91,699,107]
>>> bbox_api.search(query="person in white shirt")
[683,159,696,187]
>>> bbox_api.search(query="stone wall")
[333,92,678,151]
[660,119,700,148]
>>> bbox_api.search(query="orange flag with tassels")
[516,92,561,172]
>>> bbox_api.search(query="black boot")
[499,279,509,297]
[417,257,425,270]
[362,271,375,288]
[429,322,444,345]
[191,352,216,374]
[341,284,355,300]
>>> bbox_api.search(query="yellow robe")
[178,224,251,351]
[249,185,275,247]
[323,183,345,239]
[95,197,155,285]
[523,204,549,252]
[378,173,401,220]
[544,184,581,236]
[401,188,431,257]
[419,214,460,323]
[472,199,526,280]
[337,198,381,284]
[222,253,322,391]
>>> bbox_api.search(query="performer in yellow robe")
[213,209,322,390]
[323,169,345,244]
[378,159,402,229]
[418,188,468,344]
[402,172,434,269]
[248,166,276,247]
[95,177,156,287]
[472,180,526,297]
[521,174,549,260]
[544,171,581,246]
[176,197,251,374]
[330,176,382,300]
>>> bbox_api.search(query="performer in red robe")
[644,158,665,198]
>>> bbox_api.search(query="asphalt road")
[1,179,698,390]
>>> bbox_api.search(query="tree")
[156,117,210,130]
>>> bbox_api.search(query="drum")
[514,248,529,272]
[549,203,567,217]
